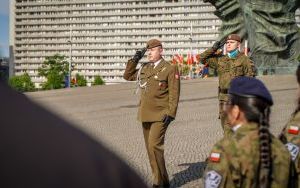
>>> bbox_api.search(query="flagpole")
[244,39,248,56]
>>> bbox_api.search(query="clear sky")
[0,0,9,57]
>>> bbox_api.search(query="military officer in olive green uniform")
[204,77,291,188]
[123,39,180,188]
[200,34,256,136]
[279,64,300,187]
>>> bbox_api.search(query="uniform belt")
[218,87,228,94]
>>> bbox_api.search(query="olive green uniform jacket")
[200,48,256,101]
[280,110,300,187]
[123,59,180,122]
[205,122,291,188]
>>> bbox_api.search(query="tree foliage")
[93,75,105,85]
[8,73,35,92]
[75,73,87,87]
[38,54,68,90]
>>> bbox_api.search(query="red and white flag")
[210,152,220,162]
[288,126,299,135]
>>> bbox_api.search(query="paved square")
[27,75,297,187]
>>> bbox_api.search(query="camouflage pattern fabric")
[200,48,255,137]
[205,122,291,187]
[200,48,255,102]
[279,111,300,187]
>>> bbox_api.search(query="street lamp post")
[68,28,72,88]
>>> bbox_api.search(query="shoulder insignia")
[288,125,299,135]
[210,152,220,162]
[205,170,222,188]
[285,143,299,161]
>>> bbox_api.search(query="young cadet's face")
[147,46,163,63]
[226,40,240,52]
[223,100,240,127]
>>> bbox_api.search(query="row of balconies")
[15,47,211,58]
[14,64,126,70]
[15,1,209,8]
[14,35,218,44]
[15,8,214,19]
[15,15,219,26]
[15,22,221,32]
[14,37,216,46]
[15,69,125,77]
[14,42,213,51]
[15,3,214,13]
[15,29,219,38]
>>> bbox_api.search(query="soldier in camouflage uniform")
[123,39,180,188]
[200,34,256,137]
[279,64,300,187]
[204,77,291,188]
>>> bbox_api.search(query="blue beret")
[229,77,273,105]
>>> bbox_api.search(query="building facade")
[9,0,300,86]
[10,0,221,86]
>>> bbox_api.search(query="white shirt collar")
[153,59,162,68]
[232,124,242,132]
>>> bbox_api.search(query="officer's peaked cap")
[226,34,241,42]
[229,77,273,105]
[146,39,162,49]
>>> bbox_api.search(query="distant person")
[199,34,256,137]
[123,39,180,188]
[0,82,146,188]
[204,77,290,188]
[279,64,300,187]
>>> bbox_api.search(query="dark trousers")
[142,122,169,186]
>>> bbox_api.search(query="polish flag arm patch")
[210,152,221,162]
[288,126,299,135]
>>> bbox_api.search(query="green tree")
[8,73,35,92]
[38,54,68,90]
[93,75,105,85]
[75,73,87,87]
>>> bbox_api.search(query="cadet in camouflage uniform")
[279,64,300,187]
[204,77,291,188]
[200,34,256,136]
[123,39,180,188]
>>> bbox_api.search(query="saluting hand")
[132,48,147,63]
[212,38,226,51]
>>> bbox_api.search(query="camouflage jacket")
[205,122,290,188]
[123,58,180,122]
[279,110,300,187]
[200,48,256,101]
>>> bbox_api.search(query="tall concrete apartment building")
[9,0,300,86]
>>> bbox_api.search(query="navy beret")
[229,77,273,105]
